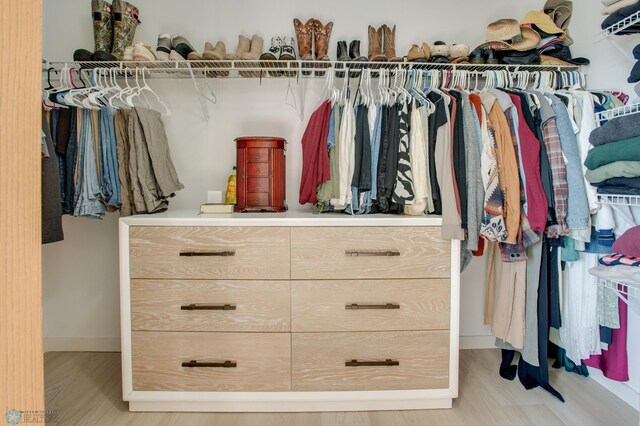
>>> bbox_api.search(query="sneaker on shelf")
[122,46,134,61]
[170,34,195,59]
[156,33,171,61]
[133,42,156,61]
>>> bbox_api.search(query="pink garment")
[583,286,629,382]
[612,225,640,258]
[508,94,548,233]
[299,100,331,205]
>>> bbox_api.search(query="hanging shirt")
[299,100,331,205]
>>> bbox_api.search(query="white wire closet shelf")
[597,194,640,206]
[595,103,640,122]
[598,278,640,302]
[596,10,640,42]
[44,59,583,79]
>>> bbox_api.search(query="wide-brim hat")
[476,19,542,52]
[544,0,574,46]
[522,11,565,37]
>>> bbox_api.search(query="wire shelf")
[595,103,640,122]
[597,194,640,206]
[596,10,640,42]
[597,279,640,301]
[44,59,583,79]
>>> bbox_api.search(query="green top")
[584,136,640,170]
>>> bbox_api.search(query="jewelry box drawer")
[247,147,269,162]
[291,331,449,391]
[132,331,291,391]
[129,226,290,279]
[131,279,290,332]
[246,192,270,207]
[291,227,450,280]
[246,162,269,177]
[247,177,270,192]
[291,279,450,332]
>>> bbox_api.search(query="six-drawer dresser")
[120,211,461,412]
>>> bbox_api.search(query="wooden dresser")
[120,211,460,412]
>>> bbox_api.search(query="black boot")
[336,40,348,77]
[349,40,367,61]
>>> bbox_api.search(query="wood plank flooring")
[44,349,638,425]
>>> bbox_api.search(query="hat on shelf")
[543,0,574,46]
[540,45,590,66]
[475,19,541,52]
[522,11,565,38]
[429,41,451,63]
[450,44,470,59]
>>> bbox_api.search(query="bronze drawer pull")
[255,153,262,159]
[181,304,236,311]
[345,303,400,310]
[345,250,400,257]
[179,250,236,257]
[345,359,399,367]
[182,360,237,368]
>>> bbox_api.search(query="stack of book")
[199,203,234,214]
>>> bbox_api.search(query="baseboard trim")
[44,337,121,353]
[589,369,640,411]
[460,335,496,350]
[45,336,498,353]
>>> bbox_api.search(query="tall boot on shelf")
[294,18,314,75]
[349,40,367,77]
[336,40,349,78]
[368,26,386,62]
[92,0,113,54]
[112,0,140,60]
[313,19,333,76]
[382,24,401,62]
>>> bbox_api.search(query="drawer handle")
[255,153,262,159]
[345,359,399,367]
[179,250,236,257]
[345,250,400,257]
[182,360,237,368]
[345,303,400,310]
[181,304,236,311]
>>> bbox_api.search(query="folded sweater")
[585,160,640,183]
[584,136,640,169]
[590,114,640,146]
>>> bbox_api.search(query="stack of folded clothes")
[585,113,640,195]
[589,225,640,286]
[601,0,640,28]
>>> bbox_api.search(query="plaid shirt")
[542,118,568,238]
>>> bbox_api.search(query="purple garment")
[612,225,640,258]
[583,289,629,382]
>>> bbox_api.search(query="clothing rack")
[594,102,640,122]
[44,59,582,80]
[598,279,640,303]
[597,194,640,206]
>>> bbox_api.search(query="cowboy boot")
[382,24,401,62]
[92,0,113,53]
[112,0,140,60]
[368,26,386,62]
[313,19,333,76]
[293,18,314,75]
[336,40,348,77]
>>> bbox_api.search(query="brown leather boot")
[293,18,314,61]
[313,19,333,61]
[382,24,401,62]
[368,26,386,62]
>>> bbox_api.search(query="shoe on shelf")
[279,36,297,60]
[261,37,283,77]
[170,34,195,59]
[313,19,333,76]
[349,40,367,62]
[156,33,171,61]
[224,35,250,61]
[485,48,499,65]
[469,47,485,64]
[112,0,140,59]
[133,42,155,61]
[337,41,349,61]
[92,0,113,53]
[203,41,226,60]
[382,24,401,62]
[368,26,386,62]
[187,43,211,61]
[122,46,134,61]
[94,50,117,61]
[293,18,314,61]
[240,34,263,60]
[169,49,186,61]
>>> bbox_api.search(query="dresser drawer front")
[132,332,291,391]
[292,331,449,391]
[247,177,270,192]
[291,227,450,280]
[291,279,450,332]
[131,280,290,332]
[246,162,269,177]
[246,192,270,207]
[247,147,269,162]
[129,226,290,279]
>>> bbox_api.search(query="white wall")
[43,0,639,408]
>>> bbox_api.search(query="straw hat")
[476,19,541,51]
[521,11,565,37]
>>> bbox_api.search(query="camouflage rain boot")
[92,0,113,53]
[112,0,140,60]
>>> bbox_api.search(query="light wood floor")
[45,349,638,426]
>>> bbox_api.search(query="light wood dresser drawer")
[291,227,450,280]
[291,331,449,391]
[132,331,291,391]
[291,279,450,332]
[129,226,290,279]
[131,279,290,332]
